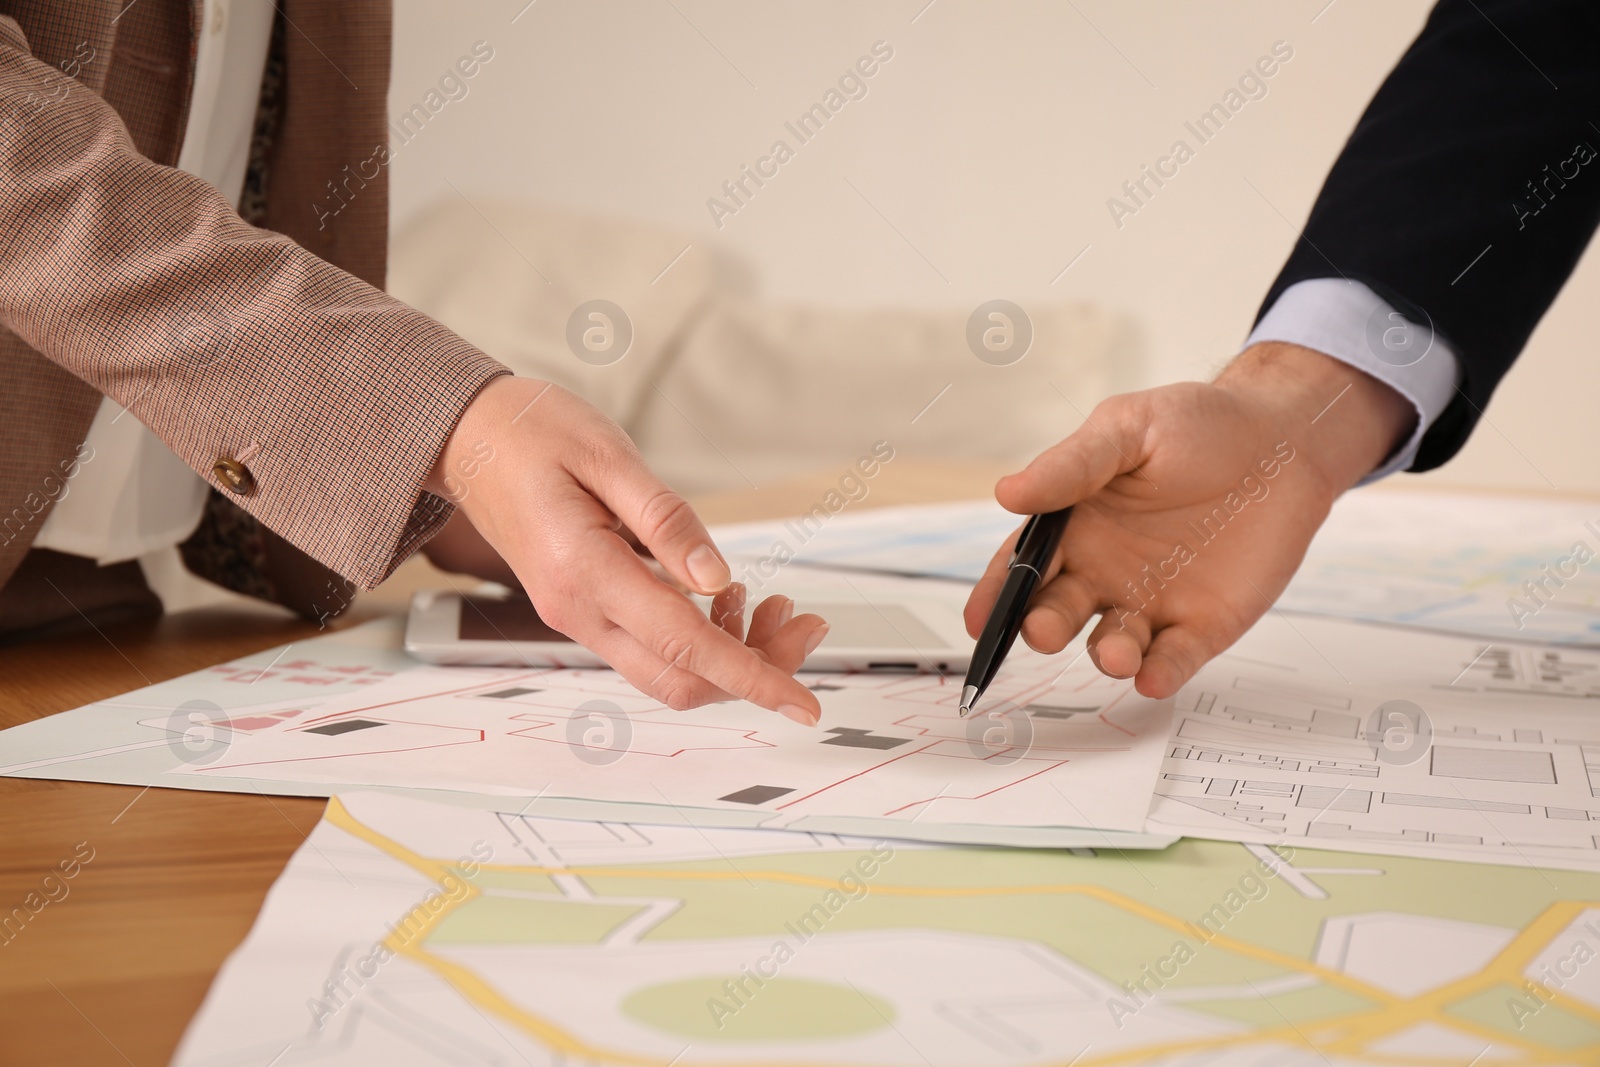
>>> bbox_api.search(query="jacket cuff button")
[212,458,256,496]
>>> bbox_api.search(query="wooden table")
[0,461,1009,1067]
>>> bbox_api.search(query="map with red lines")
[168,638,1171,842]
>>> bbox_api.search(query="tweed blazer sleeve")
[0,17,508,589]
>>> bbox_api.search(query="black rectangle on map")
[720,785,795,805]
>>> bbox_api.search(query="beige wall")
[389,0,1600,494]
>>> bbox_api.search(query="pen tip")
[957,705,970,717]
[957,685,980,718]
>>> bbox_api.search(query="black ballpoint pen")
[958,507,1072,717]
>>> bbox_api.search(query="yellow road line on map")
[1320,900,1600,1058]
[327,799,675,1066]
[321,799,1587,1067]
[1068,1026,1543,1067]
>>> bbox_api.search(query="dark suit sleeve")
[1256,0,1600,471]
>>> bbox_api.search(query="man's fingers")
[1086,606,1151,681]
[996,398,1149,515]
[1136,624,1219,700]
[592,540,822,724]
[1019,574,1099,654]
[963,524,1027,637]
[586,452,732,596]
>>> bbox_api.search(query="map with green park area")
[175,793,1600,1066]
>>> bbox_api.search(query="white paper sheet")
[165,627,1172,838]
[174,791,1600,1066]
[0,607,1171,850]
[1148,610,1600,871]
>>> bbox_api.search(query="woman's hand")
[425,377,828,725]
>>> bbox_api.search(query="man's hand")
[964,342,1416,698]
[425,377,828,724]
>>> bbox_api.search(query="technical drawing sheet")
[1149,611,1600,872]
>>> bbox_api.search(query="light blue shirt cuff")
[1244,278,1461,484]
